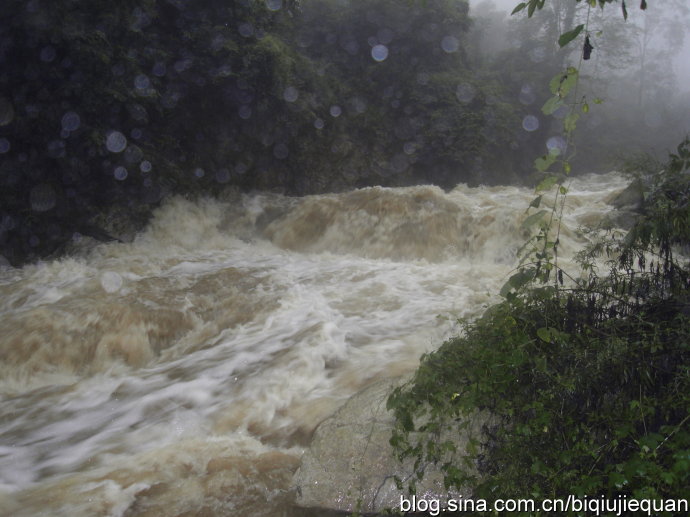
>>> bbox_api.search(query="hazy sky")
[469,0,690,91]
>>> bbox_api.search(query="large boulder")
[292,376,488,515]
[607,178,646,211]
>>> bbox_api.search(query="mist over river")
[0,173,627,516]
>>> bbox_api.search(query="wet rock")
[90,203,152,243]
[605,209,640,231]
[607,178,645,211]
[292,376,488,515]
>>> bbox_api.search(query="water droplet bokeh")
[106,131,127,153]
[522,115,540,132]
[441,36,459,53]
[100,271,123,293]
[456,83,476,104]
[61,111,81,132]
[371,44,389,62]
[114,166,128,180]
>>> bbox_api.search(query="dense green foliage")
[1,0,687,266]
[387,141,690,511]
[0,0,536,265]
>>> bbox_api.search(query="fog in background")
[471,0,690,93]
[469,0,690,163]
[2,0,689,265]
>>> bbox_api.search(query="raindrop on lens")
[114,166,128,180]
[522,115,540,132]
[546,136,566,154]
[371,44,388,62]
[124,145,143,163]
[314,118,324,129]
[61,111,81,131]
[266,0,282,11]
[329,105,342,117]
[106,131,127,152]
[100,271,123,293]
[140,160,152,172]
[235,163,247,175]
[0,138,9,154]
[238,105,252,119]
[519,84,536,106]
[239,23,254,37]
[441,36,459,53]
[283,86,298,102]
[273,143,289,159]
[403,142,416,155]
[134,74,150,90]
[456,83,475,103]
[131,128,143,140]
[351,97,366,113]
[194,167,205,178]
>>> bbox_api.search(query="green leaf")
[564,112,580,133]
[622,0,628,20]
[549,69,578,99]
[527,0,538,17]
[522,209,548,229]
[582,101,589,113]
[593,98,604,104]
[537,327,552,342]
[535,153,557,172]
[559,185,568,195]
[500,268,536,297]
[529,195,543,209]
[558,25,584,48]
[511,2,527,15]
[564,162,571,174]
[536,174,558,191]
[542,96,564,115]
[549,73,564,95]
[559,69,579,98]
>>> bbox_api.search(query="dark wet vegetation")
[1,0,688,265]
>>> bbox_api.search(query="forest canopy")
[0,0,688,265]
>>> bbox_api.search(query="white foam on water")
[0,173,630,515]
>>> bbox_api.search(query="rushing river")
[0,173,628,516]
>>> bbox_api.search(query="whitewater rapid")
[0,173,628,516]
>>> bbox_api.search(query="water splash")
[0,174,629,515]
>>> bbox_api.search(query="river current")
[0,173,628,516]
